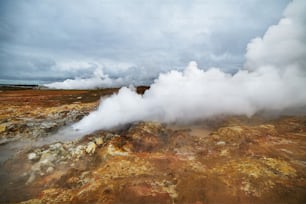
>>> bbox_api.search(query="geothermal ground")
[0,87,305,203]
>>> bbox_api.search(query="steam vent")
[0,88,305,203]
[1,0,306,203]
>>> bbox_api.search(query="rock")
[107,143,129,156]
[95,137,103,146]
[119,183,172,203]
[1,88,306,204]
[216,141,226,146]
[40,121,58,131]
[216,126,244,142]
[39,151,56,165]
[28,152,39,161]
[105,133,117,140]
[31,162,41,172]
[126,122,167,152]
[0,124,6,133]
[46,166,54,173]
[71,145,85,158]
[86,142,97,154]
[49,143,62,150]
[26,173,36,185]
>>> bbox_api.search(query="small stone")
[60,161,68,165]
[71,145,85,158]
[0,124,6,133]
[46,167,54,173]
[26,173,36,185]
[39,152,56,165]
[220,149,229,156]
[86,142,97,154]
[95,137,103,146]
[40,122,57,130]
[107,144,129,156]
[28,152,39,161]
[31,163,41,172]
[50,143,62,150]
[216,141,226,146]
[105,133,115,140]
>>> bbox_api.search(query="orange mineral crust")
[0,88,305,203]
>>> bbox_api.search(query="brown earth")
[0,88,305,204]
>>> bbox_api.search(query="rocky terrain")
[0,88,305,203]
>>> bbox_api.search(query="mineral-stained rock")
[118,183,173,204]
[46,166,54,173]
[70,145,85,159]
[3,118,306,203]
[0,124,6,133]
[86,142,97,154]
[27,152,39,161]
[95,137,103,146]
[40,121,58,131]
[39,151,57,165]
[0,89,305,203]
[124,122,169,152]
[216,141,226,146]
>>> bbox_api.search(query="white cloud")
[45,68,126,89]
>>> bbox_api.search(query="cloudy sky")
[0,0,290,83]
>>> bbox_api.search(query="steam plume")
[45,69,125,89]
[73,0,306,134]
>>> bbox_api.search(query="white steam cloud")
[73,0,306,134]
[45,69,125,89]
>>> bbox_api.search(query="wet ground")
[0,87,305,203]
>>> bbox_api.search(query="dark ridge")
[136,86,150,94]
[0,84,39,90]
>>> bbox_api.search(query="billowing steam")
[73,0,306,134]
[45,69,125,89]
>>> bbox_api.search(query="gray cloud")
[72,0,306,133]
[0,0,290,83]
